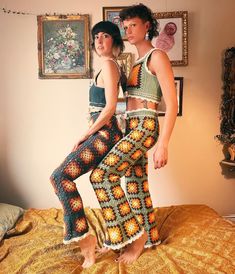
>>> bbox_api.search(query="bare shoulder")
[151,49,170,64]
[101,59,120,82]
[149,49,172,73]
[102,59,119,73]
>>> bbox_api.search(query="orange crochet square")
[75,217,87,233]
[61,179,77,192]
[124,218,140,237]
[107,226,123,244]
[119,201,131,216]
[127,64,141,87]
[69,197,83,212]
[64,161,81,179]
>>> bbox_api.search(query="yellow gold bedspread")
[0,205,234,274]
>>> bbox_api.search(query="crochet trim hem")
[144,239,161,248]
[63,230,90,244]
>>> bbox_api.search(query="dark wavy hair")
[91,21,124,55]
[119,3,159,40]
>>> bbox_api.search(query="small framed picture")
[157,77,183,116]
[102,6,127,40]
[152,11,188,66]
[116,53,132,105]
[117,52,133,79]
[37,14,91,79]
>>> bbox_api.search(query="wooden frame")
[37,14,91,79]
[102,6,127,40]
[158,77,183,116]
[152,11,188,66]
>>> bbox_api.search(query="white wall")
[0,0,235,215]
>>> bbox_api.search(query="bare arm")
[149,50,178,169]
[73,60,120,150]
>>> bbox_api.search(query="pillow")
[0,203,24,242]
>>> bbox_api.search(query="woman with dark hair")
[50,21,126,268]
[90,4,178,264]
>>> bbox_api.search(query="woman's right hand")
[72,133,89,152]
[153,144,168,169]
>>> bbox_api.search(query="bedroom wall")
[0,0,235,215]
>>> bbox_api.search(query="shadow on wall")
[0,165,29,208]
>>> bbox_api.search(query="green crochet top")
[126,48,162,103]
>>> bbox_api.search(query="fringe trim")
[63,230,90,245]
[144,239,161,249]
[103,228,145,250]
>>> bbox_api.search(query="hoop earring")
[145,32,149,40]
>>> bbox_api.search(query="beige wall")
[0,0,234,215]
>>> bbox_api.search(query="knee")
[90,167,106,185]
[50,167,66,194]
[50,167,62,184]
[90,167,120,186]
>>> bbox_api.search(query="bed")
[0,204,234,274]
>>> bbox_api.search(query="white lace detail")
[126,94,160,104]
[89,106,104,113]
[144,239,161,249]
[126,108,157,114]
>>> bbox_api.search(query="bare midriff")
[126,97,158,112]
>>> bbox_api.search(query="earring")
[145,32,149,40]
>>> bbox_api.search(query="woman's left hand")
[153,145,168,169]
[72,133,89,152]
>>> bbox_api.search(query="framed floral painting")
[37,14,91,79]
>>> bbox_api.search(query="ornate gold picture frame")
[37,14,91,79]
[153,11,188,66]
[117,52,133,79]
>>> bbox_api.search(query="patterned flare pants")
[90,110,161,249]
[50,112,123,243]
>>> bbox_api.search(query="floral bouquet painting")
[37,15,91,79]
[44,24,84,73]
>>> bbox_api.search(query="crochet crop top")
[126,48,162,103]
[89,60,126,109]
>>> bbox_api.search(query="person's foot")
[116,230,147,264]
[79,234,97,268]
[96,246,111,254]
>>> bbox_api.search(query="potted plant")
[215,47,235,166]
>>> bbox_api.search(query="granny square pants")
[90,110,161,249]
[50,113,123,243]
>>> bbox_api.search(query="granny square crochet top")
[126,48,162,103]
